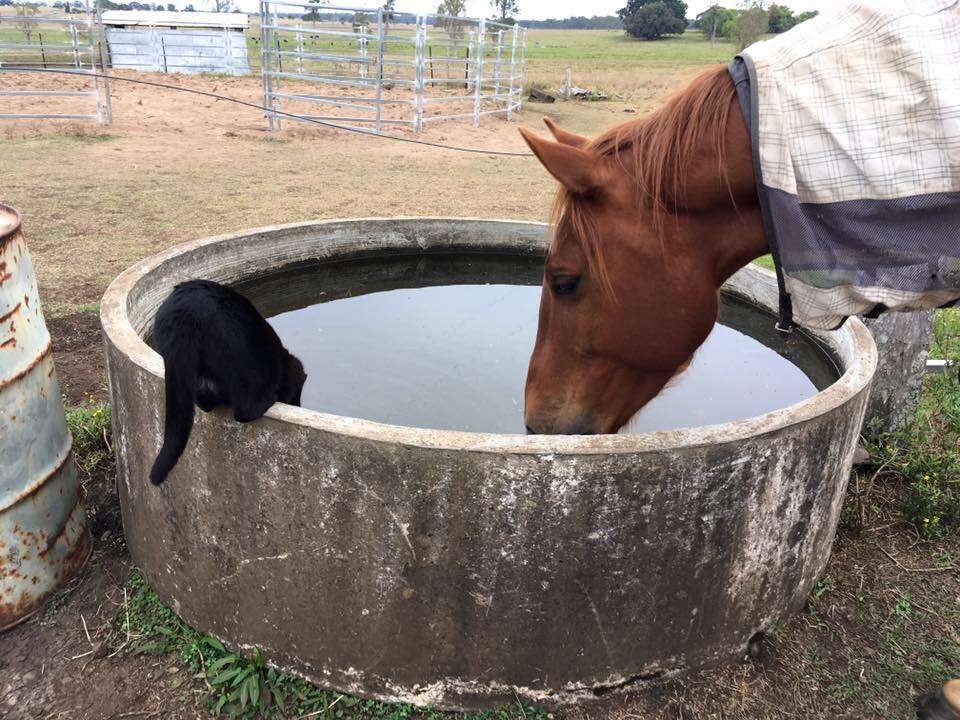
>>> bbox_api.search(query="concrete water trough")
[100,218,877,710]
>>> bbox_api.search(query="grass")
[932,307,960,360]
[851,307,960,539]
[815,584,960,716]
[65,401,113,480]
[521,30,736,100]
[523,29,736,64]
[116,570,550,720]
[865,365,960,539]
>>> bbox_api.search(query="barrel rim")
[100,217,878,456]
[0,204,21,248]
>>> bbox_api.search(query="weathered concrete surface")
[0,204,91,631]
[100,218,877,710]
[862,311,935,437]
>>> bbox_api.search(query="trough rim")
[100,216,878,455]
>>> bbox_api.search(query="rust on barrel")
[0,204,91,632]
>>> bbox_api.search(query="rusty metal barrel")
[0,204,90,630]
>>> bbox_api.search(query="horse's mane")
[550,65,736,288]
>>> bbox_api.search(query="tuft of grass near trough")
[113,570,551,720]
[854,308,960,540]
[865,385,960,539]
[65,400,113,481]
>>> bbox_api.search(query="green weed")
[931,307,960,361]
[810,576,835,601]
[862,314,960,538]
[65,401,113,479]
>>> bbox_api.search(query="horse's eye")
[551,275,580,296]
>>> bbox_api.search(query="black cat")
[149,279,307,486]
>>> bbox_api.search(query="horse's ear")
[543,117,590,149]
[519,127,599,194]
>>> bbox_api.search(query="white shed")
[102,11,250,75]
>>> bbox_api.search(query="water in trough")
[238,253,840,434]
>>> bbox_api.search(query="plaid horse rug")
[729,0,960,331]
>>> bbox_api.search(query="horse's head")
[520,68,764,435]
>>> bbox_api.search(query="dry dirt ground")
[1,69,959,720]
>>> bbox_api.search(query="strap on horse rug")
[729,0,960,332]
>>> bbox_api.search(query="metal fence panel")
[0,1,111,124]
[105,27,249,75]
[259,0,526,134]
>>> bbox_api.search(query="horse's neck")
[700,97,768,285]
[708,202,768,286]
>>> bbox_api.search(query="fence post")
[506,24,517,120]
[70,23,81,68]
[414,15,425,132]
[94,0,112,123]
[270,4,281,128]
[472,18,485,128]
[296,30,303,74]
[359,25,367,80]
[564,67,572,99]
[465,29,473,89]
[260,0,275,130]
[517,28,526,113]
[493,28,502,109]
[374,8,384,133]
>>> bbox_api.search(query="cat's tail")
[149,343,198,486]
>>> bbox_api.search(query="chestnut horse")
[520,65,768,435]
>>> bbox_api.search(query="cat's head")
[281,352,307,407]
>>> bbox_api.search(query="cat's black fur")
[149,279,307,486]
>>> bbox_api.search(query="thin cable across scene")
[3,67,536,158]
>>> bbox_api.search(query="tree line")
[617,0,818,43]
[94,0,198,10]
[696,3,818,42]
[522,15,622,29]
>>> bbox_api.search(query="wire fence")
[0,1,111,123]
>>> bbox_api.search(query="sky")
[215,0,835,23]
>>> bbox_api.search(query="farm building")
[102,11,250,75]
